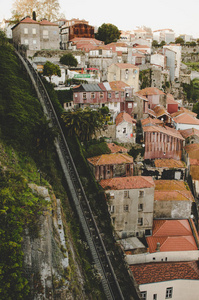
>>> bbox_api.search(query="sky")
[1,0,199,38]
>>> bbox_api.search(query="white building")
[131,261,199,300]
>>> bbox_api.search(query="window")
[32,28,36,34]
[83,93,87,100]
[115,91,119,98]
[100,92,103,98]
[138,203,143,211]
[121,91,124,97]
[139,190,144,198]
[166,287,173,299]
[109,205,114,213]
[24,28,28,34]
[33,39,37,45]
[108,92,112,98]
[24,39,28,44]
[123,204,129,212]
[91,92,95,98]
[114,102,117,107]
[128,103,132,108]
[123,128,126,133]
[124,190,129,198]
[43,30,49,38]
[138,218,143,226]
[141,291,147,300]
[153,294,157,300]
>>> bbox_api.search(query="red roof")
[115,112,136,126]
[39,19,58,26]
[180,128,199,138]
[99,176,154,190]
[143,125,184,140]
[87,153,133,166]
[137,87,165,96]
[115,63,138,69]
[146,220,198,253]
[141,117,163,126]
[166,93,179,105]
[20,17,38,24]
[130,261,199,285]
[109,81,129,91]
[173,113,199,125]
[107,143,128,153]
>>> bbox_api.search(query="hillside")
[0,31,105,300]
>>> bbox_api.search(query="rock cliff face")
[22,184,85,300]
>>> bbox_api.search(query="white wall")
[139,279,199,300]
[116,120,134,143]
[126,250,199,265]
[173,122,199,131]
[150,54,165,68]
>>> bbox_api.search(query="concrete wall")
[40,25,59,50]
[107,186,154,238]
[13,23,41,51]
[153,200,192,219]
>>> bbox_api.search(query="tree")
[60,53,78,67]
[43,61,61,82]
[95,23,121,45]
[11,0,63,22]
[175,37,185,45]
[152,40,159,47]
[160,40,166,47]
[61,108,104,141]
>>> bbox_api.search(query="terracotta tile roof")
[137,87,165,96]
[99,176,154,190]
[190,159,199,166]
[147,108,157,118]
[143,125,184,140]
[154,159,186,168]
[39,19,58,26]
[141,117,163,126]
[153,219,192,236]
[153,105,170,118]
[184,144,199,158]
[115,112,137,126]
[20,17,38,24]
[154,180,189,191]
[179,128,199,138]
[190,165,199,180]
[173,113,199,125]
[87,153,133,166]
[171,107,197,118]
[147,236,197,253]
[166,93,179,105]
[115,63,138,69]
[130,261,199,285]
[109,81,129,91]
[107,143,128,153]
[154,190,194,202]
[146,220,198,253]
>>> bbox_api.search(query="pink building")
[143,125,184,160]
[136,87,166,110]
[87,153,134,181]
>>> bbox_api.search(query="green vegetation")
[60,53,78,67]
[139,69,152,89]
[0,32,105,299]
[43,61,61,82]
[83,138,111,158]
[95,23,121,44]
[183,61,199,72]
[56,89,73,106]
[61,107,104,141]
[182,78,199,102]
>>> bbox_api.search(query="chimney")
[32,11,36,21]
[156,242,160,252]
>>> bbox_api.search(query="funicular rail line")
[15,50,129,300]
